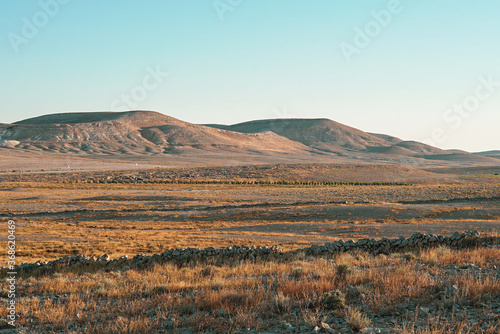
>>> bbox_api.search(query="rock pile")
[7,230,493,275]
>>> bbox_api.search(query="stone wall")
[306,230,482,255]
[8,230,496,276]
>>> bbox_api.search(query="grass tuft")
[320,290,346,310]
[345,306,371,332]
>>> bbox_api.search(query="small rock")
[419,306,430,314]
[320,321,331,329]
[283,322,294,331]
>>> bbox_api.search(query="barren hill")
[2,111,311,156]
[477,150,500,158]
[0,111,498,170]
[206,118,394,152]
[206,119,500,163]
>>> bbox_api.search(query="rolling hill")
[476,150,500,158]
[205,118,393,152]
[0,111,498,167]
[1,111,310,156]
[204,118,499,163]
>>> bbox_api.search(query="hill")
[205,118,394,152]
[2,111,311,156]
[205,119,500,163]
[476,150,500,158]
[0,111,498,169]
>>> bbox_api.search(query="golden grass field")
[0,165,499,333]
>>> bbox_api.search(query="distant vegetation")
[87,179,413,186]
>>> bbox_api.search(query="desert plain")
[0,111,498,333]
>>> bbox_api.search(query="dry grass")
[0,175,498,332]
[2,177,499,263]
[345,306,371,332]
[1,247,498,333]
[397,314,500,334]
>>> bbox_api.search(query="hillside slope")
[1,111,311,156]
[206,118,395,152]
[206,119,500,163]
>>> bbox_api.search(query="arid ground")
[0,163,499,333]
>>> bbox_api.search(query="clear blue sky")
[1,0,499,151]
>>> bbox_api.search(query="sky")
[1,0,499,152]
